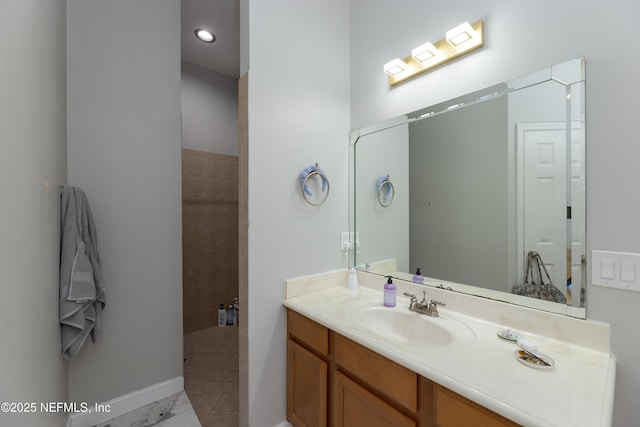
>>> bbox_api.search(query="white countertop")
[282,272,616,427]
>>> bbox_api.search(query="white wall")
[0,2,68,426]
[181,61,238,155]
[350,1,640,425]
[354,124,410,272]
[409,97,508,291]
[244,0,350,425]
[66,0,183,404]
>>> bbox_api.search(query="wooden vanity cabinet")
[286,308,520,427]
[333,334,418,427]
[287,310,329,427]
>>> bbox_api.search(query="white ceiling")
[181,0,240,78]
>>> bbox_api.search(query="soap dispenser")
[347,267,359,289]
[383,276,396,307]
[413,268,424,284]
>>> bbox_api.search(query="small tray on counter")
[514,348,555,370]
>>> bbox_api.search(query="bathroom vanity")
[282,269,615,427]
[287,309,518,427]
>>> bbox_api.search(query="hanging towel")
[59,186,106,360]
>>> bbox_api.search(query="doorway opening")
[180,2,241,425]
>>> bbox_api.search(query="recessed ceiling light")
[195,28,216,43]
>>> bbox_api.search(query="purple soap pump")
[383,276,396,307]
[413,268,424,284]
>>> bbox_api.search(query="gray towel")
[60,186,106,360]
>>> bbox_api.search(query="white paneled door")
[516,123,575,298]
[516,122,585,305]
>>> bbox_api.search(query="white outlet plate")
[340,232,359,252]
[592,250,640,292]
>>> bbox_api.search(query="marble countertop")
[282,271,615,427]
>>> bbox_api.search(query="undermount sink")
[351,305,475,351]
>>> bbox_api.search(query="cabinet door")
[435,385,520,427]
[334,333,417,412]
[334,371,416,427]
[287,339,327,427]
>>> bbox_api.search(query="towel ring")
[376,174,395,207]
[300,163,330,206]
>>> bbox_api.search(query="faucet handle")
[403,293,417,311]
[430,299,446,307]
[403,292,417,301]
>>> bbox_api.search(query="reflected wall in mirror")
[350,58,586,318]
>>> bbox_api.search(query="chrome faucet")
[403,290,446,317]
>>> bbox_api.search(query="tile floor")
[88,325,238,427]
[93,391,199,427]
[184,325,239,427]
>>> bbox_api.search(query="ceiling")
[181,0,240,78]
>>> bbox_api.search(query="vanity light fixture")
[446,22,478,47]
[411,42,441,64]
[384,19,484,86]
[195,28,216,43]
[383,58,409,77]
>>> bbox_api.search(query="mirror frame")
[349,57,586,318]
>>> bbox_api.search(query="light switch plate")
[600,259,615,280]
[621,262,635,282]
[592,250,640,292]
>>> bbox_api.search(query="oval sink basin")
[351,306,474,351]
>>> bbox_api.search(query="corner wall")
[66,0,183,404]
[243,1,351,425]
[181,61,239,155]
[349,1,640,425]
[0,1,68,426]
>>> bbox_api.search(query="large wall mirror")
[350,57,586,318]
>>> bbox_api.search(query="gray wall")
[350,1,640,425]
[181,61,238,155]
[66,0,183,404]
[354,124,410,272]
[244,1,350,425]
[409,97,508,290]
[0,1,68,426]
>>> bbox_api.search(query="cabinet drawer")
[435,385,520,427]
[287,309,329,356]
[334,371,415,427]
[334,333,417,412]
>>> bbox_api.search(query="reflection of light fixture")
[384,19,484,86]
[411,42,440,64]
[383,58,408,76]
[195,28,216,43]
[446,22,477,47]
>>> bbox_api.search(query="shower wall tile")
[183,149,239,334]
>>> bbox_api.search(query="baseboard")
[66,376,184,427]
